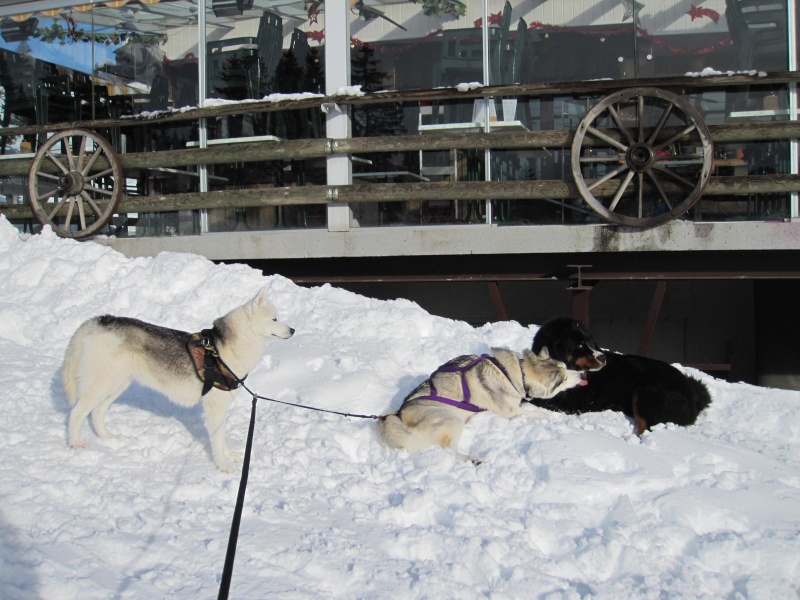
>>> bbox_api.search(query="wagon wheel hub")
[59,171,86,196]
[626,143,655,172]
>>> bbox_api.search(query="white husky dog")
[62,287,294,472]
[378,348,585,462]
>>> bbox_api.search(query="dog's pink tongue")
[578,378,589,387]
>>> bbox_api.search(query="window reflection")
[0,0,794,234]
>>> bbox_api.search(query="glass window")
[0,0,795,235]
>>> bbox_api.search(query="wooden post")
[568,265,593,327]
[638,281,667,356]
[572,290,590,327]
[487,281,508,321]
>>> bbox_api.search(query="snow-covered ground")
[0,217,798,599]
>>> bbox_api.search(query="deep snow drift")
[0,217,798,599]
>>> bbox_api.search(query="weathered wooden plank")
[0,120,797,178]
[0,72,797,137]
[3,175,797,219]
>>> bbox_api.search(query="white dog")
[378,348,585,462]
[62,287,294,472]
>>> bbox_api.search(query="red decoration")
[307,30,325,44]
[307,1,322,25]
[687,5,721,23]
[66,15,77,38]
[473,11,503,28]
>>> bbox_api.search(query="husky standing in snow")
[62,287,294,472]
[378,347,585,462]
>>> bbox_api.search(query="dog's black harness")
[186,329,244,395]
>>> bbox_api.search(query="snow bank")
[0,217,798,599]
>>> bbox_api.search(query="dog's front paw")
[216,461,236,474]
[519,401,548,417]
[456,452,483,465]
[70,440,87,450]
[225,448,242,464]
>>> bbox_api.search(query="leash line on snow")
[217,394,257,600]
[243,387,381,420]
[216,355,379,599]
[208,346,381,421]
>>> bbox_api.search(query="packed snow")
[0,216,798,599]
[684,68,766,78]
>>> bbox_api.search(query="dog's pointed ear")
[253,286,270,305]
[537,346,551,360]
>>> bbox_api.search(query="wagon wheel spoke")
[646,170,675,211]
[571,87,712,227]
[586,125,628,152]
[63,195,77,225]
[579,154,625,164]
[81,146,103,176]
[76,195,88,229]
[665,153,704,162]
[85,168,116,184]
[36,184,62,204]
[28,129,122,239]
[84,184,116,197]
[63,139,77,172]
[636,172,644,217]
[637,94,645,143]
[647,104,673,146]
[606,103,635,147]
[46,150,71,175]
[587,164,629,192]
[36,171,60,183]
[653,164,698,189]
[46,196,69,221]
[79,190,104,217]
[608,169,636,212]
[654,124,697,153]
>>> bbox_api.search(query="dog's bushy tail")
[61,322,91,407]
[687,376,713,417]
[376,414,409,450]
[377,413,436,454]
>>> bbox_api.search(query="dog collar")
[186,329,245,395]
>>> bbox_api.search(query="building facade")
[0,0,798,386]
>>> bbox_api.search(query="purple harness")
[416,355,513,413]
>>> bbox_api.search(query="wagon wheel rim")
[570,87,713,227]
[27,128,122,239]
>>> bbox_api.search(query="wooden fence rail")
[1,174,797,219]
[0,73,798,221]
[0,71,797,137]
[0,121,797,178]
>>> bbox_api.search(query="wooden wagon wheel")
[27,129,122,239]
[571,87,713,227]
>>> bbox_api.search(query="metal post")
[325,0,351,232]
[198,0,210,232]
[481,0,493,223]
[787,0,798,219]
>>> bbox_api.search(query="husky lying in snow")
[378,347,585,462]
[62,287,294,472]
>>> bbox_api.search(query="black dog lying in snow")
[526,317,711,435]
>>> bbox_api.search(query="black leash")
[217,393,257,600]
[216,357,379,600]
